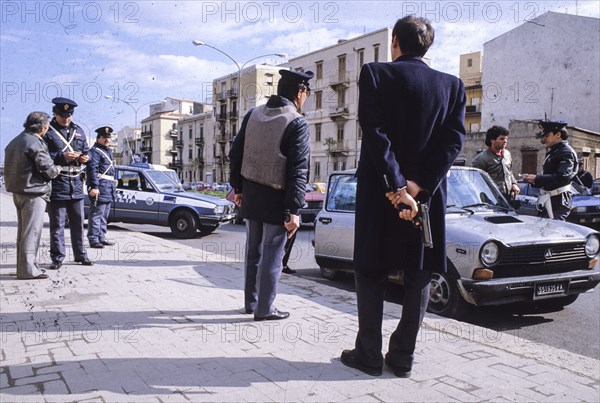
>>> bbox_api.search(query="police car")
[85,165,235,238]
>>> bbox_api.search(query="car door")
[315,173,357,262]
[113,169,160,224]
[516,181,540,216]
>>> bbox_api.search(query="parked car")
[516,180,600,230]
[313,182,327,193]
[314,167,600,319]
[84,165,235,238]
[300,188,325,225]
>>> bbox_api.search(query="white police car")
[85,165,235,238]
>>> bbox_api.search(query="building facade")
[459,51,483,134]
[178,107,214,184]
[281,28,393,181]
[481,12,600,133]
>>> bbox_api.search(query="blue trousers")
[87,201,111,244]
[48,199,87,263]
[244,219,287,317]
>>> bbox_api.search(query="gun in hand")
[398,202,433,249]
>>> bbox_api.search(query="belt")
[537,184,572,219]
[61,166,82,174]
[99,174,115,181]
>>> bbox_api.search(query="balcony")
[140,131,153,138]
[329,71,351,89]
[196,157,205,166]
[140,146,152,153]
[216,112,227,121]
[168,160,183,169]
[330,140,350,156]
[465,104,481,114]
[228,110,239,119]
[195,137,205,146]
[168,147,179,155]
[175,140,184,148]
[329,105,350,121]
[227,88,238,98]
[216,92,227,101]
[216,133,232,143]
[169,129,179,138]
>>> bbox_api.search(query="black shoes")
[254,309,290,321]
[384,355,412,378]
[89,243,104,249]
[245,309,254,314]
[282,266,296,274]
[101,240,115,246]
[48,262,62,270]
[340,349,382,376]
[75,258,94,266]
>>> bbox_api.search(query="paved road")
[111,220,600,360]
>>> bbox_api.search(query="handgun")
[398,201,433,249]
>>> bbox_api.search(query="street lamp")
[191,41,287,181]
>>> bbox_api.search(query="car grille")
[493,242,589,278]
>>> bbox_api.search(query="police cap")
[535,120,568,138]
[95,126,113,138]
[52,97,78,117]
[279,69,314,90]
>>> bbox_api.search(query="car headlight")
[214,205,225,214]
[479,241,501,267]
[585,234,600,257]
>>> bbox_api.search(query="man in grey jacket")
[4,112,61,279]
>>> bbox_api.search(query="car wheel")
[199,224,218,235]
[320,267,344,281]
[427,271,468,319]
[170,210,198,239]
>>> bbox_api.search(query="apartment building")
[211,64,284,182]
[281,28,392,181]
[459,51,483,134]
[139,98,208,169]
[178,106,215,184]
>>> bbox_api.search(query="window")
[469,123,480,133]
[522,151,538,175]
[373,45,380,62]
[357,49,364,68]
[326,174,357,212]
[338,55,346,81]
[315,123,322,142]
[315,91,322,109]
[337,122,345,142]
[188,127,192,139]
[265,74,273,86]
[337,88,346,107]
[188,149,192,159]
[314,161,321,178]
[467,58,473,67]
[316,61,323,80]
[357,123,363,140]
[172,123,176,130]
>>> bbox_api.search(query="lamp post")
[191,41,286,181]
[104,96,164,165]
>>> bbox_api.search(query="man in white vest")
[229,69,313,321]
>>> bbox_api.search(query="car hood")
[162,190,232,206]
[446,212,595,246]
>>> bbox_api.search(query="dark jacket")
[229,95,310,225]
[86,142,116,204]
[45,119,89,201]
[4,131,61,196]
[354,56,466,274]
[533,141,577,191]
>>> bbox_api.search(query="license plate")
[534,281,568,298]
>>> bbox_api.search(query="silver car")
[314,167,600,319]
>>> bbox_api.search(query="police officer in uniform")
[522,120,578,220]
[229,69,313,321]
[87,126,116,248]
[45,97,93,269]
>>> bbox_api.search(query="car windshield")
[145,170,184,192]
[447,169,513,211]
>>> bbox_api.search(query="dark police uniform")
[45,97,92,268]
[87,126,116,248]
[532,121,578,220]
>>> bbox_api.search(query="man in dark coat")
[87,126,116,248]
[229,69,312,321]
[341,16,466,378]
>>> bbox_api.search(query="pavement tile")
[13,373,61,386]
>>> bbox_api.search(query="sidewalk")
[1,190,599,402]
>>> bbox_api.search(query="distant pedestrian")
[4,112,62,280]
[44,97,93,269]
[575,161,594,189]
[472,126,520,199]
[87,126,116,249]
[341,16,466,378]
[522,120,578,220]
[229,69,313,321]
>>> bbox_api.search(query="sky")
[1,0,599,162]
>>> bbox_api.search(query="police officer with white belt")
[87,126,116,249]
[522,120,578,220]
[45,97,93,269]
